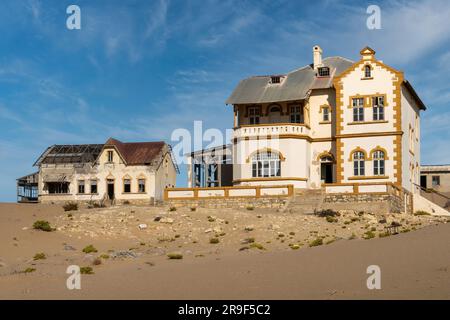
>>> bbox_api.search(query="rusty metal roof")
[105,138,166,165]
[225,56,354,104]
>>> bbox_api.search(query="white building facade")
[188,46,425,195]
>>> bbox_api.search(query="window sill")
[347,120,388,125]
[319,121,331,125]
[76,193,99,195]
[348,176,389,180]
[361,77,374,80]
[122,192,147,195]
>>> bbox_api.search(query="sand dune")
[0,203,448,299]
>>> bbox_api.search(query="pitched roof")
[225,56,354,104]
[105,138,166,165]
[34,144,104,166]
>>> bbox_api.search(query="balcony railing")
[233,123,310,140]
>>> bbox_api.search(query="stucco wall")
[401,84,421,193]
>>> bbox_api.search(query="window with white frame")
[372,96,385,121]
[248,106,260,125]
[352,98,364,122]
[290,105,303,123]
[322,106,330,122]
[373,150,385,176]
[78,180,85,194]
[107,150,114,162]
[90,180,97,194]
[138,179,146,193]
[318,67,330,77]
[252,152,281,178]
[353,151,365,176]
[123,179,131,193]
[432,176,440,187]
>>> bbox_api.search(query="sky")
[1,0,450,202]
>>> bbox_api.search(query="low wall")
[39,194,154,206]
[166,197,289,209]
[164,185,293,209]
[323,183,413,214]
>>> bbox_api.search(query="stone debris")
[110,251,141,259]
[160,217,174,224]
[64,245,76,251]
[138,223,148,230]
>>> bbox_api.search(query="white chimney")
[313,45,323,69]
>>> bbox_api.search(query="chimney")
[313,45,323,69]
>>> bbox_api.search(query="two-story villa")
[187,46,425,196]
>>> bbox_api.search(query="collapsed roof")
[33,144,104,166]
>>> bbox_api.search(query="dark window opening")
[47,182,69,194]
[78,180,85,194]
[271,76,281,84]
[124,179,131,193]
[318,67,330,77]
[138,179,146,193]
[90,180,97,194]
[432,176,440,187]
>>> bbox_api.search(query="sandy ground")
[0,202,449,299]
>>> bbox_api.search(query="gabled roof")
[225,56,354,105]
[34,144,104,166]
[104,138,166,165]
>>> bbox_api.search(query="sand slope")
[0,203,449,299]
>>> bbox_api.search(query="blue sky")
[1,0,450,202]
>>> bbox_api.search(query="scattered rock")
[204,228,213,233]
[244,225,254,232]
[64,245,76,251]
[110,250,140,259]
[83,254,96,263]
[154,216,162,222]
[138,223,148,230]
[160,217,174,224]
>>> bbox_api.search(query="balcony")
[233,123,310,140]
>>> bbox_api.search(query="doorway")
[420,175,427,189]
[268,106,282,123]
[107,179,115,200]
[320,156,334,184]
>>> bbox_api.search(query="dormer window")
[271,76,281,84]
[364,65,372,78]
[318,67,330,77]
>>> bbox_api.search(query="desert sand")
[0,202,449,299]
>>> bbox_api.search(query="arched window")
[364,65,371,78]
[373,151,385,176]
[252,151,281,178]
[353,151,365,176]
